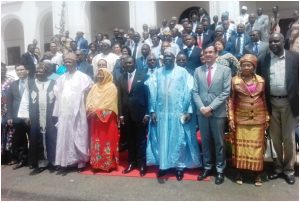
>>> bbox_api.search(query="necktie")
[254,42,259,55]
[133,43,138,60]
[128,73,133,92]
[188,48,192,57]
[207,66,212,87]
[19,80,25,95]
[236,35,241,55]
[197,35,202,48]
[224,31,227,42]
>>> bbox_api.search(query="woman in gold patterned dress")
[228,54,269,186]
[86,68,119,172]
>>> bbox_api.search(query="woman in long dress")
[86,68,119,172]
[228,54,269,186]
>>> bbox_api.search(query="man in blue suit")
[227,23,251,59]
[75,50,94,79]
[192,45,231,185]
[136,44,151,71]
[75,31,89,55]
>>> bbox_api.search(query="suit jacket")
[118,69,149,122]
[76,37,89,55]
[77,61,94,79]
[174,36,184,51]
[192,64,232,117]
[136,56,148,71]
[256,50,299,117]
[245,22,260,36]
[256,15,270,42]
[244,41,269,59]
[182,46,202,70]
[195,30,214,50]
[21,52,39,78]
[7,79,33,122]
[228,74,269,125]
[136,56,160,71]
[227,33,251,59]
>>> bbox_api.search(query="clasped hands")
[200,106,213,118]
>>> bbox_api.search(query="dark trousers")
[28,130,48,167]
[11,119,29,164]
[124,115,147,166]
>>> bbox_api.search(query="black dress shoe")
[268,172,280,180]
[197,169,211,181]
[122,163,137,174]
[176,170,184,181]
[29,165,36,169]
[140,165,147,177]
[157,169,167,178]
[13,162,25,170]
[215,173,224,185]
[284,174,296,185]
[30,167,46,175]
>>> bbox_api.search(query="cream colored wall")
[239,1,299,18]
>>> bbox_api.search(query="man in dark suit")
[119,56,149,176]
[202,20,214,48]
[257,33,299,185]
[182,34,202,75]
[21,44,39,78]
[244,30,269,60]
[227,23,251,59]
[75,50,94,79]
[7,65,31,169]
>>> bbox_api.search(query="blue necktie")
[19,80,25,95]
[236,34,241,55]
[254,42,259,55]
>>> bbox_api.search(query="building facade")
[1,1,298,65]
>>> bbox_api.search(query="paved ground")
[1,161,299,201]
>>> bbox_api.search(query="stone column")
[64,1,91,42]
[21,1,38,50]
[129,1,157,33]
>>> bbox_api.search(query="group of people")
[1,6,298,187]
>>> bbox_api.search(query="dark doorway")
[179,7,208,23]
[7,47,21,66]
[279,18,293,37]
[44,43,50,52]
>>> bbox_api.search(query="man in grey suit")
[256,8,269,42]
[192,45,231,185]
[244,30,269,59]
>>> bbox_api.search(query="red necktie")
[207,66,212,87]
[198,35,202,48]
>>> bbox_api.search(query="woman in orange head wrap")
[228,54,269,186]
